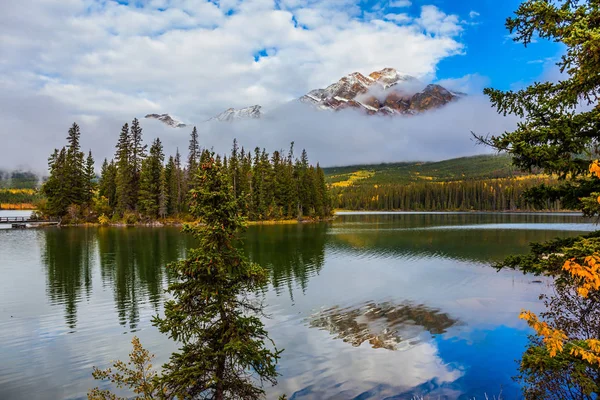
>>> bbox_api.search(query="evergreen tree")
[229,139,241,199]
[65,123,86,205]
[139,138,164,219]
[115,123,132,214]
[164,156,176,216]
[99,159,118,210]
[473,1,600,398]
[174,149,183,215]
[129,118,146,209]
[42,123,93,218]
[153,154,281,399]
[84,151,95,203]
[159,168,168,220]
[42,148,70,216]
[187,126,200,176]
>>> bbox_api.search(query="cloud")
[384,13,412,23]
[0,86,518,173]
[469,10,480,19]
[389,0,412,7]
[0,1,464,122]
[436,73,490,95]
[0,0,484,172]
[417,5,463,37]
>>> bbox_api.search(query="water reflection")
[1,213,595,400]
[40,227,190,329]
[42,228,94,329]
[308,301,458,350]
[244,223,327,300]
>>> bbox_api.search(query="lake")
[0,212,596,399]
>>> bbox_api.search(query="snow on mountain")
[208,105,263,122]
[144,113,187,128]
[300,67,460,116]
[146,68,462,126]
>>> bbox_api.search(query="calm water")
[0,212,596,400]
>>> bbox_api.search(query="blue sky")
[431,0,562,90]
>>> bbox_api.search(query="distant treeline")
[41,121,332,223]
[0,170,40,189]
[0,189,42,209]
[332,176,563,211]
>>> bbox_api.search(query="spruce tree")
[85,151,95,203]
[188,126,200,176]
[139,138,164,219]
[65,122,86,205]
[474,1,600,397]
[115,123,132,215]
[174,149,183,215]
[164,156,176,216]
[153,154,281,399]
[130,118,146,209]
[42,148,70,216]
[229,139,241,199]
[99,159,118,210]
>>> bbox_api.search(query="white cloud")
[469,10,480,19]
[389,0,412,7]
[417,5,463,37]
[0,1,464,120]
[436,73,490,95]
[384,13,412,23]
[0,0,475,170]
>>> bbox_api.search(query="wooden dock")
[0,216,59,226]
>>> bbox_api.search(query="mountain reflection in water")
[308,301,458,350]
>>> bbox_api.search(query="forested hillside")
[324,154,562,211]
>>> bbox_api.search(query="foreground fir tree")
[89,154,282,400]
[153,154,281,398]
[477,0,600,398]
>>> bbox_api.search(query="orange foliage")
[0,203,35,210]
[518,160,600,366]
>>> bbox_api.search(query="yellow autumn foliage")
[331,170,375,188]
[518,160,600,367]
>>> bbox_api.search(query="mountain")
[145,113,187,128]
[300,67,462,116]
[208,105,262,122]
[145,68,461,124]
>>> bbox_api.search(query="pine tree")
[65,122,86,205]
[187,126,200,178]
[42,148,70,216]
[99,159,118,210]
[153,154,281,399]
[138,138,164,219]
[164,156,176,216]
[129,118,146,209]
[174,149,183,215]
[229,139,241,199]
[84,151,95,203]
[473,2,600,398]
[159,167,168,220]
[115,123,132,215]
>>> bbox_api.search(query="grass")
[323,154,523,186]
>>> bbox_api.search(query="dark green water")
[0,212,596,399]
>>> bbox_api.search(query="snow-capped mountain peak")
[145,113,187,128]
[299,67,460,116]
[209,105,262,122]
